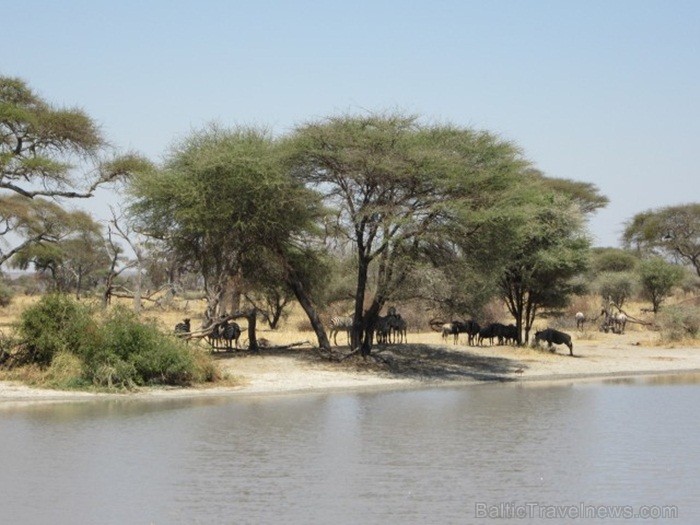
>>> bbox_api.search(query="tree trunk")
[352,258,370,351]
[287,275,331,352]
[246,309,258,353]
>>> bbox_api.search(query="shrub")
[13,295,216,390]
[83,307,198,388]
[16,293,98,366]
[44,351,88,389]
[0,281,13,307]
[657,305,700,342]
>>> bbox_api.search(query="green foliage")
[94,307,197,387]
[499,191,592,342]
[623,203,700,277]
[596,272,637,308]
[16,293,97,366]
[14,295,212,389]
[129,124,323,318]
[590,248,639,273]
[1,76,150,269]
[638,258,685,313]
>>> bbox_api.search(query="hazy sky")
[2,1,698,247]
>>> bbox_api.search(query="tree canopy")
[128,125,330,348]
[623,203,700,277]
[285,112,535,353]
[0,75,149,267]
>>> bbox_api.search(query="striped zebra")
[174,318,191,334]
[329,315,353,346]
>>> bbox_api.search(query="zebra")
[329,315,353,346]
[375,315,393,344]
[174,318,191,334]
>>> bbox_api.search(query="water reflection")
[1,380,699,524]
[603,372,700,386]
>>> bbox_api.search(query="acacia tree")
[499,187,594,344]
[0,75,147,266]
[10,209,109,298]
[128,125,331,351]
[638,257,685,313]
[286,113,530,354]
[623,203,700,277]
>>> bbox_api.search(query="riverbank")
[1,329,699,404]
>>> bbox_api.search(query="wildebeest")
[478,323,500,345]
[221,321,242,350]
[442,320,480,345]
[441,323,454,343]
[535,328,574,356]
[500,324,518,345]
[575,312,585,330]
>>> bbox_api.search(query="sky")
[2,0,698,247]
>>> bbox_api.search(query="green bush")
[15,295,214,390]
[92,307,197,387]
[16,293,98,366]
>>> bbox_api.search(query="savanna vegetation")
[1,75,698,390]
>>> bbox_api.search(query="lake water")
[1,376,698,524]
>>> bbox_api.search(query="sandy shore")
[1,330,699,404]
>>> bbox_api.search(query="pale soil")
[1,327,699,405]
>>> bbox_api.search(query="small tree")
[638,258,684,313]
[590,248,639,273]
[597,272,636,309]
[10,210,109,298]
[500,193,591,344]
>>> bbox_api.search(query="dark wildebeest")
[500,324,518,345]
[478,323,500,346]
[442,320,480,345]
[535,328,574,356]
[453,320,480,345]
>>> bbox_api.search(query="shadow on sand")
[361,344,524,382]
[209,343,528,384]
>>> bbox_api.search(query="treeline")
[2,75,699,356]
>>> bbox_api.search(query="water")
[1,377,698,524]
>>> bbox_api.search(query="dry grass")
[0,292,696,351]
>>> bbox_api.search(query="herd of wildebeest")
[432,319,574,356]
[174,306,630,357]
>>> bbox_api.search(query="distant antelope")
[575,312,585,330]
